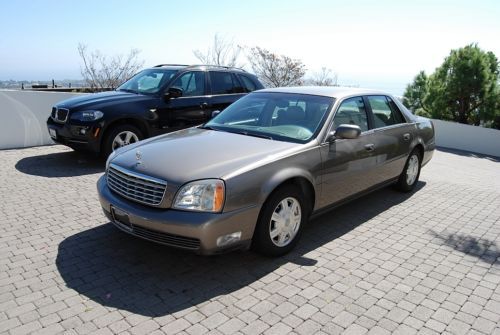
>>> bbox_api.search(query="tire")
[395,149,421,192]
[252,185,309,256]
[102,124,143,158]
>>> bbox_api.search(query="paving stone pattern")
[0,145,499,334]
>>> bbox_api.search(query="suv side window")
[238,74,258,92]
[170,71,205,97]
[367,95,404,128]
[332,97,369,132]
[210,71,240,94]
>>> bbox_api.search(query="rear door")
[364,95,413,183]
[208,71,246,113]
[158,71,210,131]
[319,96,380,207]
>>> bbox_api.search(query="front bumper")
[47,117,102,153]
[97,176,259,255]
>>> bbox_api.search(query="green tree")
[403,71,430,117]
[424,44,499,125]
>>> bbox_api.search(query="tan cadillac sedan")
[97,87,435,256]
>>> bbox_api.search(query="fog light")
[79,128,87,135]
[216,232,241,247]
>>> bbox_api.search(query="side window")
[367,96,404,128]
[210,72,239,94]
[333,97,369,132]
[238,74,257,92]
[170,71,205,97]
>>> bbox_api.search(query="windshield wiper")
[234,131,273,140]
[117,88,138,94]
[199,125,218,130]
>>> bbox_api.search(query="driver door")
[319,96,379,207]
[157,71,210,131]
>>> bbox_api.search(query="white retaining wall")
[432,119,500,158]
[0,90,83,149]
[1,90,499,158]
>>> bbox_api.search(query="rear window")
[210,72,242,94]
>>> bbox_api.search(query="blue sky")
[1,0,499,94]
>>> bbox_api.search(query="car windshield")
[205,92,334,143]
[117,68,179,94]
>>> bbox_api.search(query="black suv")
[46,64,264,156]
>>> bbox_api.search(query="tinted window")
[210,72,239,94]
[170,71,205,97]
[333,97,369,132]
[367,96,404,128]
[238,74,258,92]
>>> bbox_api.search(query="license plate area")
[110,206,133,232]
[49,128,57,139]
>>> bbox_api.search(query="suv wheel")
[103,125,143,157]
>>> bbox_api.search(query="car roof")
[257,86,390,99]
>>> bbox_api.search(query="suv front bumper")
[47,117,102,153]
[97,176,259,255]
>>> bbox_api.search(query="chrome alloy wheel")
[269,197,302,247]
[112,131,139,151]
[406,154,419,185]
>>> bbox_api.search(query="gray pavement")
[0,145,499,335]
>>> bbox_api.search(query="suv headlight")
[70,110,104,121]
[173,179,225,213]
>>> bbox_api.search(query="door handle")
[200,102,209,109]
[403,133,410,141]
[364,144,375,151]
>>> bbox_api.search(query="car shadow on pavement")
[429,230,500,265]
[15,150,104,177]
[56,182,425,317]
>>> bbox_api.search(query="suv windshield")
[206,92,334,143]
[117,68,179,94]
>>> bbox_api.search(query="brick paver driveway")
[1,145,499,335]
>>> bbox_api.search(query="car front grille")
[107,164,167,207]
[113,220,201,250]
[51,107,69,123]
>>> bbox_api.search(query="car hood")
[55,91,153,110]
[110,128,301,185]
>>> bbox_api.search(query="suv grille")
[51,107,69,123]
[107,164,167,207]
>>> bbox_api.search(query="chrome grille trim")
[107,163,167,207]
[51,107,69,123]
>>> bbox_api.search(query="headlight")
[70,110,104,121]
[173,179,225,213]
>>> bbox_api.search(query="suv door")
[364,95,413,183]
[157,71,210,131]
[208,71,246,113]
[319,96,380,207]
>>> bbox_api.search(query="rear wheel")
[395,149,421,192]
[252,185,308,256]
[102,125,143,158]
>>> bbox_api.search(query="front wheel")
[252,185,308,256]
[102,125,143,158]
[395,149,421,192]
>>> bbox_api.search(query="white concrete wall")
[0,90,84,149]
[432,119,500,157]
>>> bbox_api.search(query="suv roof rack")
[189,64,247,72]
[153,64,190,67]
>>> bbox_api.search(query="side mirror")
[328,124,361,142]
[164,87,183,100]
[211,110,222,118]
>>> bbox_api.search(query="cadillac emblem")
[135,151,142,165]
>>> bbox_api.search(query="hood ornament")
[135,151,142,165]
